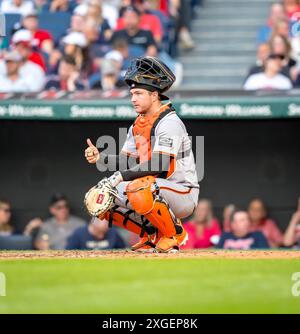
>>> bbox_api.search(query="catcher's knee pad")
[126,176,177,238]
[103,208,155,237]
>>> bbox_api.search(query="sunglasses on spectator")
[268,54,285,60]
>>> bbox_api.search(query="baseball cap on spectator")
[22,9,38,19]
[11,29,33,47]
[101,59,119,76]
[73,4,89,16]
[62,32,88,48]
[3,50,23,62]
[49,193,68,207]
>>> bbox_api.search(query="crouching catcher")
[84,56,199,253]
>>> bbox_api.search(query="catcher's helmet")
[124,56,176,100]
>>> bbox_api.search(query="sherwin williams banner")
[1,96,300,120]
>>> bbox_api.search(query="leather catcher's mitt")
[84,178,118,217]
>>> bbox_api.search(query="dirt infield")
[0,249,299,260]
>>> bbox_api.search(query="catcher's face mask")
[124,56,176,100]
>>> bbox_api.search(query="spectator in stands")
[74,0,119,29]
[243,53,293,90]
[270,18,290,40]
[111,6,157,56]
[170,0,195,50]
[257,3,286,44]
[291,30,300,66]
[245,43,271,80]
[45,55,85,91]
[90,58,125,90]
[48,30,95,77]
[66,218,125,250]
[34,0,48,13]
[0,0,35,16]
[117,0,163,45]
[86,1,113,43]
[216,210,269,250]
[11,29,47,72]
[99,58,124,90]
[0,49,25,92]
[283,15,300,84]
[292,67,300,86]
[155,0,169,16]
[269,34,297,79]
[0,199,13,236]
[283,0,300,20]
[248,198,283,248]
[82,17,108,70]
[283,198,300,248]
[222,204,236,232]
[88,35,130,89]
[69,13,86,34]
[247,37,297,83]
[119,0,135,16]
[23,217,43,237]
[48,30,89,74]
[0,49,45,92]
[21,10,54,54]
[62,31,88,69]
[43,0,76,13]
[104,38,128,74]
[182,199,221,249]
[35,193,86,250]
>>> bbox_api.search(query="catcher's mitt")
[84,178,119,217]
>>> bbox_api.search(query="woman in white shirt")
[244,53,293,90]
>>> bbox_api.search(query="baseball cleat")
[131,236,156,252]
[174,220,189,246]
[131,231,162,252]
[155,236,179,253]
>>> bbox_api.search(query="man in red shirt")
[11,29,46,72]
[116,2,163,44]
[22,11,54,54]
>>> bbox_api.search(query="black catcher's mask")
[124,56,176,100]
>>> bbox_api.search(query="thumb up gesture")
[85,138,100,164]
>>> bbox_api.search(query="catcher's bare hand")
[85,138,100,164]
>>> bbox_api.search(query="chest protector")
[132,104,174,163]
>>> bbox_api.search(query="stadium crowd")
[1,195,300,250]
[244,0,300,90]
[0,0,200,93]
[1,1,300,92]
